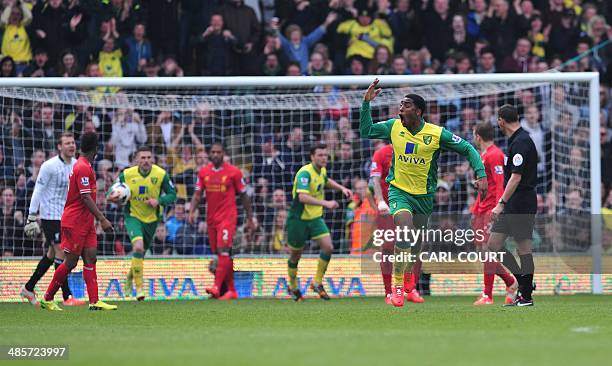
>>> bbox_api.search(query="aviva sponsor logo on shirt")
[398,142,426,164]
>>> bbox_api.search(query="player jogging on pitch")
[107,146,177,301]
[286,144,352,301]
[39,132,117,311]
[371,143,424,304]
[360,78,488,308]
[188,143,257,300]
[471,122,518,305]
[21,133,86,306]
[486,105,538,307]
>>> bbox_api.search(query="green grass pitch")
[1,295,611,366]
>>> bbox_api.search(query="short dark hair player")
[487,105,539,307]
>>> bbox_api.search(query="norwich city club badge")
[423,135,432,145]
[151,177,158,185]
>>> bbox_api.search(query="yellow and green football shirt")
[360,101,486,196]
[288,163,328,220]
[1,24,32,63]
[116,164,177,223]
[99,49,123,78]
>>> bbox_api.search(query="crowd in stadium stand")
[0,0,609,78]
[0,0,611,256]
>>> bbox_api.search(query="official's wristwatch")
[498,198,506,205]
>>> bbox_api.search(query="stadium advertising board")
[1,256,610,302]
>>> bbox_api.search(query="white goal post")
[0,72,603,294]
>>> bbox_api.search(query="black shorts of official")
[491,190,537,241]
[41,220,61,247]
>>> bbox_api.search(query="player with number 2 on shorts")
[189,143,257,300]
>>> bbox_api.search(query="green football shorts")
[286,217,330,250]
[125,216,158,250]
[388,185,433,228]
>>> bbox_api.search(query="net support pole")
[588,74,602,294]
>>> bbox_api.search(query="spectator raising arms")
[98,37,124,78]
[166,122,204,199]
[274,12,337,73]
[1,1,32,73]
[336,8,393,62]
[198,14,237,76]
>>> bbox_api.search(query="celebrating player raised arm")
[39,132,116,311]
[360,78,487,307]
[286,144,352,301]
[21,133,86,307]
[107,146,177,301]
[188,143,256,300]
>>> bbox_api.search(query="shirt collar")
[508,126,524,144]
[405,118,425,135]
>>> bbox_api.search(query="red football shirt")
[370,144,393,204]
[472,144,505,214]
[62,156,96,228]
[195,162,246,225]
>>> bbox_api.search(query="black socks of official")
[519,253,535,301]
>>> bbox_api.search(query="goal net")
[0,74,606,289]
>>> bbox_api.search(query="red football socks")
[404,259,422,292]
[483,260,496,298]
[215,254,231,290]
[44,262,69,301]
[496,262,516,287]
[382,273,392,295]
[380,255,392,295]
[83,264,99,304]
[226,258,236,292]
[484,261,514,298]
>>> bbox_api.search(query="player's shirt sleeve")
[158,172,177,206]
[359,101,394,140]
[336,19,354,34]
[233,168,247,194]
[490,151,505,199]
[28,161,51,215]
[345,201,356,226]
[194,169,204,192]
[439,128,486,179]
[75,164,93,195]
[372,19,394,54]
[370,149,383,178]
[295,170,311,194]
[509,140,529,175]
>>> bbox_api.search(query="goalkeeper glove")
[24,214,41,238]
[377,200,390,215]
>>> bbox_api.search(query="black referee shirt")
[504,127,538,192]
